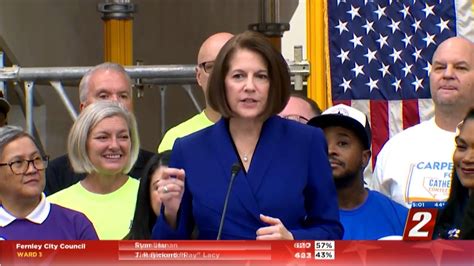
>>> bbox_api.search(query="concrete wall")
[0,0,299,157]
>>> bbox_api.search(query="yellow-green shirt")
[158,111,214,152]
[48,177,139,240]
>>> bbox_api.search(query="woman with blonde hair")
[49,101,140,239]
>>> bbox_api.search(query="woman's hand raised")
[158,167,186,228]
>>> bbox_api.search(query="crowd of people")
[0,31,473,241]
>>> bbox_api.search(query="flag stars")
[335,20,349,34]
[364,48,377,63]
[423,32,436,47]
[437,18,450,33]
[337,0,347,5]
[422,3,435,18]
[378,63,391,78]
[339,78,352,93]
[337,49,350,64]
[392,78,402,92]
[347,5,361,20]
[399,5,410,19]
[374,5,386,20]
[402,63,413,77]
[362,20,374,34]
[412,47,422,61]
[329,1,454,100]
[412,19,422,33]
[424,62,432,76]
[388,19,401,34]
[402,33,412,48]
[412,76,424,91]
[350,33,363,48]
[389,48,402,63]
[352,63,365,78]
[376,34,389,49]
[366,78,379,92]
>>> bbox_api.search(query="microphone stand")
[217,163,241,240]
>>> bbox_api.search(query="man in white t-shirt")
[371,36,474,207]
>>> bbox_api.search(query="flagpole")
[306,0,330,110]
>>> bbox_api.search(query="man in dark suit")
[45,62,154,195]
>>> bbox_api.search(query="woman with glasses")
[153,31,342,240]
[0,126,98,240]
[48,101,140,239]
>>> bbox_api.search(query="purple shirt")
[0,194,98,240]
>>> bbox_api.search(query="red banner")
[1,240,473,265]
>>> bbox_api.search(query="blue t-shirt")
[0,203,98,240]
[340,190,408,240]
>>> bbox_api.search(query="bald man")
[279,93,322,123]
[158,32,233,152]
[371,37,474,207]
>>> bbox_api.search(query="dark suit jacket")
[45,148,155,195]
[152,116,343,240]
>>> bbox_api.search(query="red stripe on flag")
[370,100,389,168]
[332,100,352,106]
[403,99,420,129]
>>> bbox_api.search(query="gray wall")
[0,0,297,157]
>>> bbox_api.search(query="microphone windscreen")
[231,163,241,175]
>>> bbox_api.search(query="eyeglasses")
[0,156,49,175]
[198,61,215,74]
[281,114,309,123]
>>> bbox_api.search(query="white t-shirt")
[370,118,456,208]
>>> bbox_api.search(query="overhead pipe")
[98,0,135,65]
[248,0,290,51]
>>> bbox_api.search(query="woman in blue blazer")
[152,31,343,240]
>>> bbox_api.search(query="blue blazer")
[152,116,343,240]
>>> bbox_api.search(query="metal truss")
[0,60,309,138]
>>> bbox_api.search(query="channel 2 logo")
[403,202,445,241]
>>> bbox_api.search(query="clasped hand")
[256,214,294,240]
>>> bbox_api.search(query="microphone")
[217,162,241,240]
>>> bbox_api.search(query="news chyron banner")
[1,240,474,265]
[403,201,446,241]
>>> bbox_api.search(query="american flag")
[327,0,474,172]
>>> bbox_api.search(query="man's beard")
[334,169,359,189]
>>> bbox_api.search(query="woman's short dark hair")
[125,150,171,240]
[207,30,291,119]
